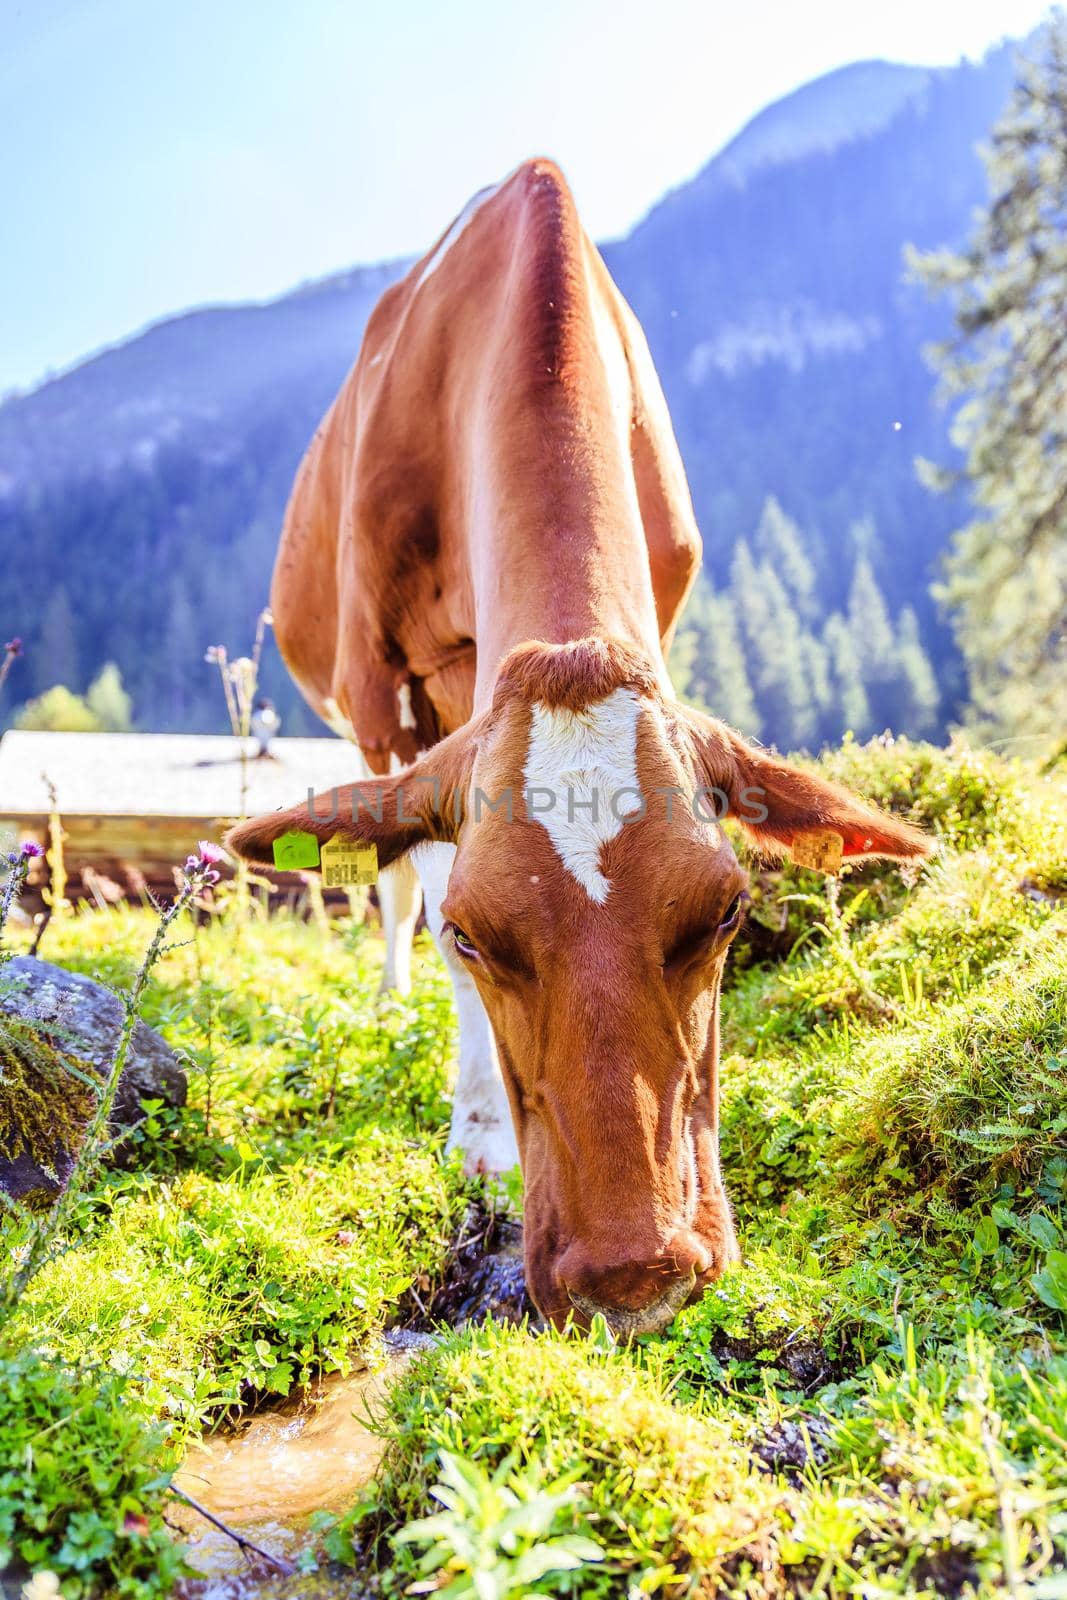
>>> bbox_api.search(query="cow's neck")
[469,362,669,712]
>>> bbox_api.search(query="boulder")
[0,956,186,1206]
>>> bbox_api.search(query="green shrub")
[813,735,1035,851]
[0,1345,185,1597]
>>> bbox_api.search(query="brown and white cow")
[227,160,929,1335]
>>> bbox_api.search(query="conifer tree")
[824,611,872,738]
[754,496,818,620]
[913,16,1067,746]
[895,607,941,734]
[757,563,815,749]
[703,589,762,736]
[669,575,762,736]
[36,586,79,696]
[847,555,897,685]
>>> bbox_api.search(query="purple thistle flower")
[4,637,22,657]
[20,841,44,859]
[183,840,226,887]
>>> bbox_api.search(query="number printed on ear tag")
[272,830,321,870]
[321,837,378,888]
[792,829,844,874]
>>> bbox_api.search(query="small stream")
[171,1332,431,1599]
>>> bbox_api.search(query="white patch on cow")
[416,842,519,1174]
[377,852,421,996]
[322,696,357,743]
[416,182,500,287]
[523,688,644,904]
[397,681,417,730]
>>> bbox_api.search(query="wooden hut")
[0,730,361,906]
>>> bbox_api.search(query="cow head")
[228,638,930,1334]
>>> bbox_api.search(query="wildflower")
[4,637,22,656]
[204,645,225,664]
[21,1572,61,1600]
[184,840,226,887]
[7,841,42,866]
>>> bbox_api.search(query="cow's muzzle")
[568,1270,695,1338]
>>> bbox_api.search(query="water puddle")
[172,1331,433,1599]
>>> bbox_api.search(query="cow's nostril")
[667,1229,712,1278]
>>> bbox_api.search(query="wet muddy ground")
[397,1200,533,1331]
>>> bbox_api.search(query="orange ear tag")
[791,830,844,874]
[273,831,320,870]
[320,837,379,889]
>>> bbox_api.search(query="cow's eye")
[720,892,747,929]
[449,924,479,959]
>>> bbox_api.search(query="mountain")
[675,60,933,189]
[0,46,1023,738]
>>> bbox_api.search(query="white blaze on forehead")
[523,688,644,904]
[416,181,501,288]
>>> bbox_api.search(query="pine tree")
[754,496,818,620]
[36,586,79,696]
[801,632,833,741]
[702,589,762,736]
[912,17,1067,747]
[824,612,872,738]
[847,555,897,685]
[16,686,101,732]
[895,607,941,735]
[669,574,762,735]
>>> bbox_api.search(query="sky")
[0,0,1053,395]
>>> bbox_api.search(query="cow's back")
[271,160,701,769]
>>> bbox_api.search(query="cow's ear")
[684,711,933,864]
[225,723,477,868]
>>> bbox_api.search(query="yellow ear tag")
[792,829,844,874]
[320,837,378,889]
[273,830,320,870]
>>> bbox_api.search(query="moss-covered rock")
[0,956,185,1205]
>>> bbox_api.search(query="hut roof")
[0,731,361,822]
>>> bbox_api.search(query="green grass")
[0,1347,184,1598]
[1,736,1066,1597]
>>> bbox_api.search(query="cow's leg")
[377,855,421,995]
[415,842,519,1174]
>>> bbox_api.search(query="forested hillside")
[0,45,1024,739]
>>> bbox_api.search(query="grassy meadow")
[2,735,1066,1598]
